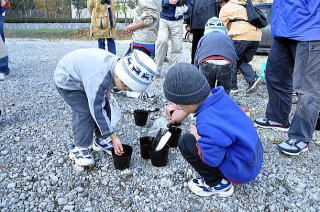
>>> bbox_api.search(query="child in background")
[125,0,162,57]
[163,63,263,197]
[54,49,157,166]
[194,17,237,94]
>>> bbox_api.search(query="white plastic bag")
[109,96,121,128]
[148,117,168,137]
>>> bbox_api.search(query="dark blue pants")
[232,41,259,88]
[98,38,116,55]
[179,133,224,187]
[0,15,10,75]
[265,38,320,142]
[199,62,234,95]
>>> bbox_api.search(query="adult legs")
[191,29,204,64]
[234,41,259,85]
[179,133,224,187]
[107,38,116,54]
[288,41,320,142]
[98,38,106,50]
[265,38,296,125]
[168,19,184,67]
[155,19,170,73]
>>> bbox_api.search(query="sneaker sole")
[246,78,263,94]
[188,183,234,197]
[279,147,308,156]
[254,123,289,132]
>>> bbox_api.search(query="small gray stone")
[7,182,16,189]
[1,150,9,155]
[160,179,173,188]
[63,205,74,211]
[49,174,58,182]
[84,207,94,212]
[122,198,132,207]
[14,137,21,142]
[74,165,85,172]
[75,186,84,193]
[57,198,68,205]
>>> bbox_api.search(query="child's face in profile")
[113,74,132,91]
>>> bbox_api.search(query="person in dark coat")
[190,0,218,64]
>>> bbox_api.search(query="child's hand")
[190,124,201,141]
[110,135,124,155]
[168,109,187,126]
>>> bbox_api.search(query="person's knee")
[178,133,194,155]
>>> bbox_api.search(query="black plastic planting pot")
[149,144,169,167]
[139,136,154,159]
[134,110,149,126]
[112,144,133,170]
[168,127,182,148]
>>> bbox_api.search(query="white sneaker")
[92,137,113,155]
[188,178,234,197]
[0,73,5,81]
[68,147,95,166]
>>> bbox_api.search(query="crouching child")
[54,48,157,166]
[163,63,263,197]
[194,17,237,94]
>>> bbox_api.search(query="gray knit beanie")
[163,63,211,105]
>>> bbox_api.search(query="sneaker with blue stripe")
[68,147,95,166]
[277,139,309,156]
[188,178,234,197]
[92,137,113,155]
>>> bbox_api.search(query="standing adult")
[155,0,193,74]
[0,0,10,81]
[254,0,320,156]
[190,0,218,64]
[217,0,262,94]
[87,0,116,54]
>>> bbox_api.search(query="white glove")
[175,5,188,19]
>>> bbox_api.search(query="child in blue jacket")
[163,63,263,197]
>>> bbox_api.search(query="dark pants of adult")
[232,41,259,88]
[179,133,225,187]
[191,29,204,64]
[98,38,116,55]
[56,87,111,148]
[265,38,320,142]
[199,62,234,94]
[0,15,10,75]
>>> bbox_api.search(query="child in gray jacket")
[54,48,157,166]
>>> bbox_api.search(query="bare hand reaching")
[110,134,124,155]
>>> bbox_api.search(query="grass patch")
[5,28,132,40]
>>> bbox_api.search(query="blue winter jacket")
[272,0,320,41]
[195,87,264,183]
[160,0,193,21]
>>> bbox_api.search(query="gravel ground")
[0,39,319,212]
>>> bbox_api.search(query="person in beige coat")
[217,0,262,94]
[87,0,116,54]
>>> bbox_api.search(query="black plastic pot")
[149,144,169,167]
[134,110,149,126]
[168,127,182,148]
[112,144,133,170]
[140,136,154,159]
